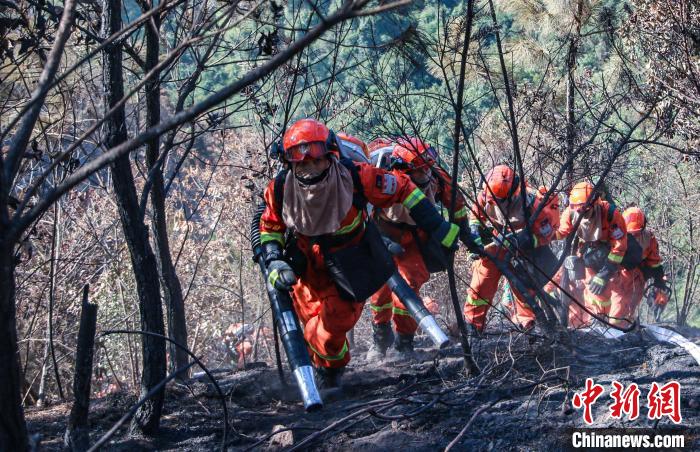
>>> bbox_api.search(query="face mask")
[410,169,432,188]
[294,166,329,185]
[293,157,331,184]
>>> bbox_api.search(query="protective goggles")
[409,146,437,169]
[284,142,328,162]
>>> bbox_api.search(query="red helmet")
[623,206,646,233]
[368,137,393,152]
[392,137,437,170]
[337,132,369,158]
[483,165,519,201]
[568,181,596,212]
[282,119,334,162]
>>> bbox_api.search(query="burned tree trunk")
[102,0,166,435]
[0,239,29,450]
[141,0,189,376]
[64,286,97,451]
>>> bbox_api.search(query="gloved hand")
[469,224,484,248]
[459,223,483,254]
[497,229,535,252]
[588,262,617,296]
[433,221,460,252]
[382,236,405,256]
[267,260,297,291]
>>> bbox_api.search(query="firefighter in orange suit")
[617,207,669,323]
[368,138,473,359]
[464,165,559,334]
[258,119,460,388]
[555,182,629,324]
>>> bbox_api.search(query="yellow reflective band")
[308,340,348,361]
[585,295,611,307]
[440,207,450,220]
[392,306,410,316]
[469,219,482,227]
[592,276,606,286]
[468,296,489,306]
[268,268,280,287]
[651,262,663,268]
[333,210,362,236]
[607,252,624,264]
[455,206,468,220]
[403,188,426,209]
[260,231,285,245]
[370,302,393,313]
[441,223,459,247]
[533,235,538,248]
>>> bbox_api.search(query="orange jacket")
[376,166,468,246]
[557,200,628,265]
[638,230,663,271]
[260,162,423,267]
[469,186,557,247]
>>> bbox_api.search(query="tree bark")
[64,286,97,451]
[0,239,29,450]
[102,0,166,435]
[141,0,189,377]
[565,38,577,190]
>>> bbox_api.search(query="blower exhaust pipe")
[387,273,450,349]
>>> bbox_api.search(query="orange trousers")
[291,266,364,369]
[463,248,536,331]
[583,266,633,326]
[544,268,589,328]
[370,239,429,335]
[609,268,645,325]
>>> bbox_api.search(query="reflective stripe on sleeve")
[403,188,427,209]
[607,252,624,264]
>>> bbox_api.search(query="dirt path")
[26,325,700,450]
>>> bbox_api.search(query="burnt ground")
[26,321,700,451]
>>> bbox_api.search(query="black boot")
[314,366,345,401]
[392,333,415,359]
[366,322,394,361]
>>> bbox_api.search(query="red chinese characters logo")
[609,381,640,420]
[648,381,682,424]
[571,379,682,425]
[572,378,605,424]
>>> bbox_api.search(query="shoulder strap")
[339,158,367,210]
[273,169,288,218]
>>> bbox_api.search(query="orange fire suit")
[259,163,428,368]
[544,268,588,328]
[613,229,664,324]
[556,201,629,323]
[370,167,468,335]
[464,187,559,331]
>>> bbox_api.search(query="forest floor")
[26,315,700,451]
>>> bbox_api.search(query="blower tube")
[251,203,322,411]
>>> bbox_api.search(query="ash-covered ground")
[26,309,700,451]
